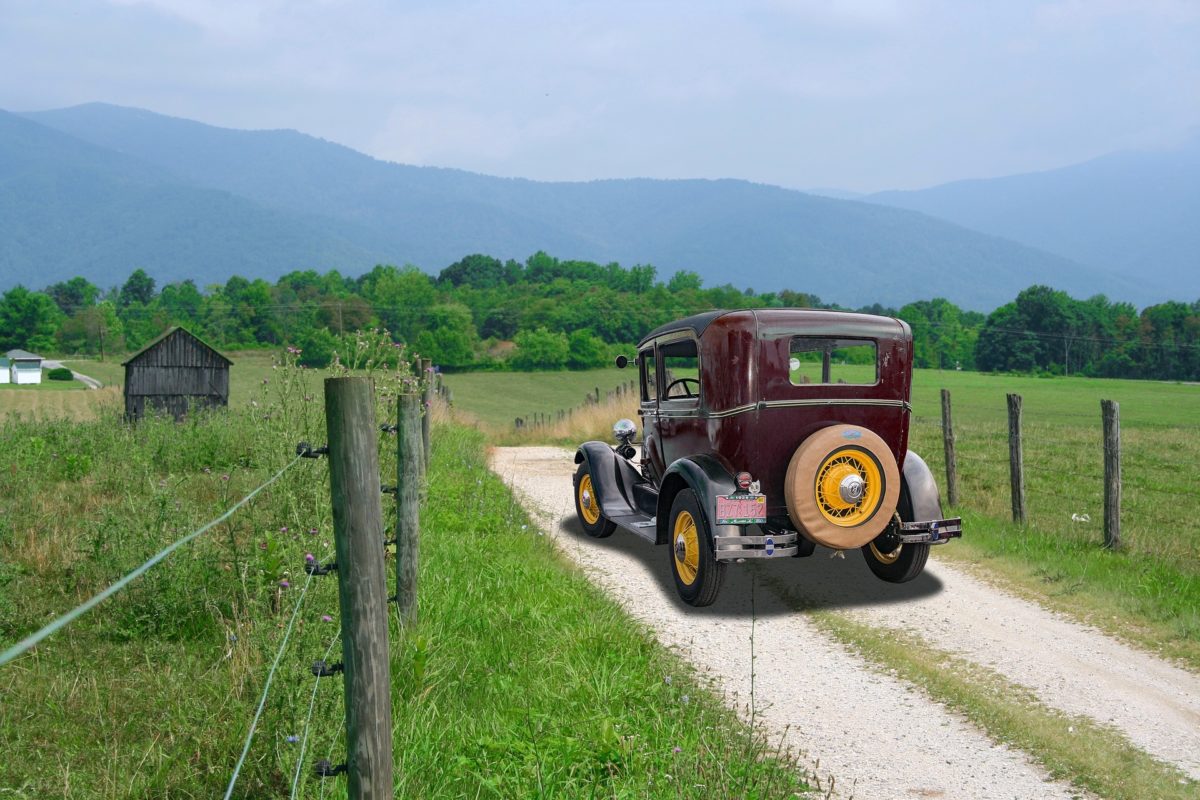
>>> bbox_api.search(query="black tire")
[860,486,930,582]
[574,463,616,538]
[861,537,930,582]
[667,489,725,607]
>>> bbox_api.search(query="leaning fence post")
[324,377,394,799]
[941,389,959,507]
[420,358,433,471]
[1102,399,1121,550]
[1007,393,1026,525]
[395,392,421,624]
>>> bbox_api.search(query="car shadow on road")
[555,516,944,618]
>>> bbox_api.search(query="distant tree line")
[1,252,1197,380]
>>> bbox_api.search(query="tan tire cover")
[784,424,901,549]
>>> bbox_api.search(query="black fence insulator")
[295,442,329,459]
[381,484,397,495]
[380,423,398,434]
[315,759,347,778]
[311,659,344,678]
[305,559,338,576]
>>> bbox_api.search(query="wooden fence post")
[395,392,421,624]
[420,358,433,472]
[1102,399,1121,550]
[941,389,959,507]
[1007,393,1026,525]
[324,377,394,799]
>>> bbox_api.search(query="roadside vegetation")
[0,352,812,798]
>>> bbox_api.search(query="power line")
[224,571,315,800]
[0,455,304,668]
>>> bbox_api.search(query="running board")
[612,514,658,544]
[714,531,799,560]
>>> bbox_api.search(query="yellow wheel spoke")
[814,448,883,527]
[673,510,700,585]
[578,474,601,526]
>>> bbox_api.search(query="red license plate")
[716,493,767,525]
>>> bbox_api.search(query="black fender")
[901,451,943,522]
[656,454,739,546]
[574,442,640,519]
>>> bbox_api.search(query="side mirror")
[615,355,631,369]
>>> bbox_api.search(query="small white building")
[6,350,43,385]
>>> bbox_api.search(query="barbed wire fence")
[0,371,432,800]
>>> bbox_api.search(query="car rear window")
[789,337,877,385]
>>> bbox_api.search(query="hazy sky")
[2,0,1198,192]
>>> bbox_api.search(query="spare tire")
[783,424,901,549]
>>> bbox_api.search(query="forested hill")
[4,102,1138,310]
[867,135,1200,299]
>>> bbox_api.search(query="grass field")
[450,366,1200,667]
[0,357,811,798]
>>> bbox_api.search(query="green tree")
[45,277,100,315]
[413,304,478,368]
[439,254,509,288]
[567,329,608,369]
[0,286,63,351]
[119,268,157,308]
[512,327,569,370]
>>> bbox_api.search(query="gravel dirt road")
[491,446,1200,799]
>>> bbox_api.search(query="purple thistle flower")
[279,580,290,588]
[286,735,299,743]
[321,614,333,623]
[221,474,230,481]
[305,553,315,563]
[672,746,682,754]
[308,527,319,535]
[280,526,288,533]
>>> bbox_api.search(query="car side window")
[660,338,700,402]
[640,347,657,402]
[789,337,877,385]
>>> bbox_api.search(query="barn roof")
[122,327,233,367]
[5,349,43,361]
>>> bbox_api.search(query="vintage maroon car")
[573,308,961,606]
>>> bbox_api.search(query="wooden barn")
[123,327,232,421]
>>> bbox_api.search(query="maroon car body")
[574,308,961,607]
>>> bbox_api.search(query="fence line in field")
[291,627,343,800]
[514,379,637,431]
[2,360,439,800]
[224,570,316,799]
[0,454,306,668]
[937,390,1126,548]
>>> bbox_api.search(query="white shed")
[0,357,9,384]
[6,350,43,385]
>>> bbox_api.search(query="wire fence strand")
[291,627,343,800]
[224,570,315,800]
[0,455,305,668]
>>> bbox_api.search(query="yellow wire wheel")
[667,488,724,606]
[672,510,700,586]
[574,463,616,538]
[578,473,601,526]
[784,425,901,549]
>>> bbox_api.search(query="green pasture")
[447,367,628,426]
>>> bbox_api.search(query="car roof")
[638,310,727,346]
[638,308,907,347]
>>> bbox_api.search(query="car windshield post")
[641,347,656,402]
